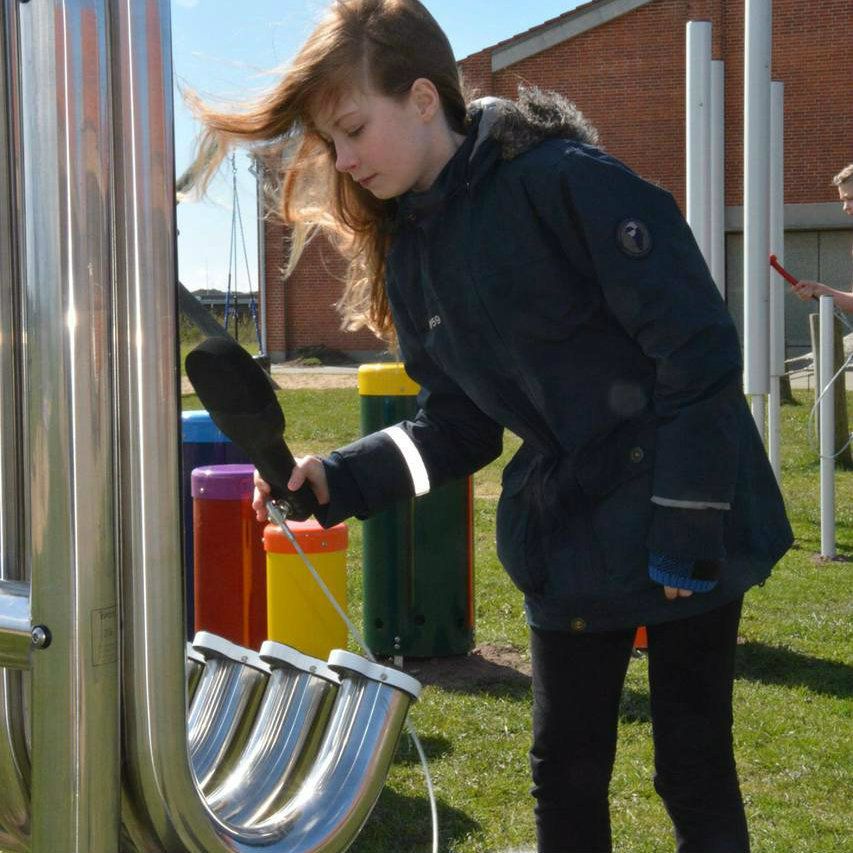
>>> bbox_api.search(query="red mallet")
[769,254,799,286]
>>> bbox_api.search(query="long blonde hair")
[187,0,467,341]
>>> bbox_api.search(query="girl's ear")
[410,78,440,122]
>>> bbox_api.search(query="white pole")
[744,0,772,436]
[686,21,712,265]
[751,394,767,438]
[819,296,836,558]
[254,157,268,356]
[710,60,726,297]
[768,81,785,482]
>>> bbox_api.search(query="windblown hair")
[832,163,853,187]
[187,0,466,342]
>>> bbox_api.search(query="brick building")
[259,0,852,362]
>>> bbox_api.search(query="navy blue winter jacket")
[318,90,793,631]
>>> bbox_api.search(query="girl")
[191,2,793,850]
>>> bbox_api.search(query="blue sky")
[171,0,582,293]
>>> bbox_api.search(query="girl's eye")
[346,125,364,138]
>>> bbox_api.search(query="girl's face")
[311,83,449,199]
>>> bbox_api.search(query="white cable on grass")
[266,500,439,853]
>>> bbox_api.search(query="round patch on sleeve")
[616,218,652,258]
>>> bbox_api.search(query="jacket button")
[629,446,645,463]
[569,617,586,633]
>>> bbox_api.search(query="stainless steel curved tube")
[188,633,270,793]
[111,3,426,851]
[206,641,340,827]
[186,644,206,705]
[229,651,422,850]
[1,2,430,851]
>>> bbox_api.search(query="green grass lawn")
[184,389,852,853]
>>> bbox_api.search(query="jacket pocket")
[571,416,656,504]
[588,467,654,589]
[560,416,656,590]
[495,455,548,596]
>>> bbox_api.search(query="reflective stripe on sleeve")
[651,496,731,510]
[382,425,431,497]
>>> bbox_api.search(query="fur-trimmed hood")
[467,86,600,162]
[393,87,600,224]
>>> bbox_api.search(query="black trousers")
[529,597,749,853]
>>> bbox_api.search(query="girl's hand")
[790,279,826,302]
[663,586,694,600]
[252,470,272,522]
[252,456,330,523]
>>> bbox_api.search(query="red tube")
[192,464,268,649]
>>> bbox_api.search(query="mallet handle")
[769,254,799,286]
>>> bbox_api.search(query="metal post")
[686,21,712,265]
[819,297,836,558]
[17,2,121,850]
[768,80,785,481]
[254,157,269,357]
[0,3,31,847]
[744,0,772,435]
[710,60,726,296]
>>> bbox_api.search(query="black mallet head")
[185,336,317,520]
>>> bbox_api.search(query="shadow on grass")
[395,733,454,765]
[619,687,651,724]
[351,785,480,853]
[405,650,532,700]
[735,640,853,698]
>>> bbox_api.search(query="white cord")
[266,500,440,853]
[806,348,853,459]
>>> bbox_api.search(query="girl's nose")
[335,144,357,174]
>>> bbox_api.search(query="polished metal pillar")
[17,1,121,850]
[0,3,31,849]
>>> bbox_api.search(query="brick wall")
[264,0,852,359]
[263,218,385,359]
[475,0,852,209]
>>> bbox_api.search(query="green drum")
[359,364,474,658]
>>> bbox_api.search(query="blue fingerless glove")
[648,551,718,593]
